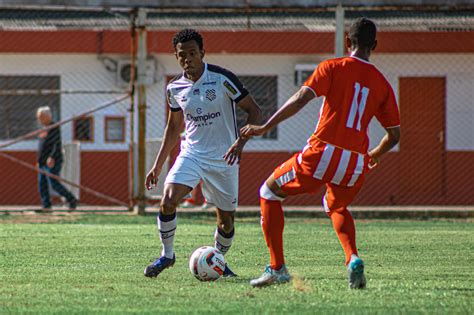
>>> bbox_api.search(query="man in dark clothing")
[37,106,77,210]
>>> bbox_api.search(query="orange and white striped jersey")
[304,56,400,154]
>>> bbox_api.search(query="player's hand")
[240,124,267,138]
[367,152,380,169]
[145,165,162,190]
[223,137,246,165]
[46,157,55,168]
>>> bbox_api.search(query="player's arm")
[237,94,262,126]
[223,95,262,165]
[367,126,400,168]
[146,110,184,190]
[240,86,315,138]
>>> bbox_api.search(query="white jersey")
[167,63,249,166]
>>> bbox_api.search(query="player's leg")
[251,154,323,287]
[215,208,234,255]
[215,208,237,277]
[259,174,287,271]
[144,183,192,278]
[324,183,366,289]
[144,156,199,278]
[250,174,292,287]
[200,164,238,276]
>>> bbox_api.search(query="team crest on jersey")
[223,80,238,95]
[206,89,216,101]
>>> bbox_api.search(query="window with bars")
[73,116,94,142]
[0,76,60,140]
[236,76,278,139]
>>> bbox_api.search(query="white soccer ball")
[189,246,226,281]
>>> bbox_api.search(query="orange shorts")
[273,141,368,212]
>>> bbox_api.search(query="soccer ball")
[189,246,225,281]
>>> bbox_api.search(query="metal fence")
[0,6,473,210]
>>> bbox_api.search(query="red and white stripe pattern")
[312,143,365,187]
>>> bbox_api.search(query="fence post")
[335,4,345,57]
[136,8,147,215]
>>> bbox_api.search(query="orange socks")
[260,197,285,270]
[329,208,358,265]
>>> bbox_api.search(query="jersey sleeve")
[166,86,182,112]
[376,84,400,128]
[303,61,333,97]
[220,70,249,103]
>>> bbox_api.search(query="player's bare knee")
[160,196,178,215]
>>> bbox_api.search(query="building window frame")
[73,116,94,142]
[104,116,125,143]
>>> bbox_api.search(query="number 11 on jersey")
[346,82,369,131]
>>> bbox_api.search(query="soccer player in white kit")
[144,29,262,278]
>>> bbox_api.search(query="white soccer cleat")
[347,257,366,289]
[250,264,291,288]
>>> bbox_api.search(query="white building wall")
[1,53,473,152]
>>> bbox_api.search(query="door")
[398,77,446,204]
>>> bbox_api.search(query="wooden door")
[398,77,446,204]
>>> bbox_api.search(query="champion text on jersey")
[186,111,222,126]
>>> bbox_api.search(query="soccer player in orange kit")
[241,18,401,289]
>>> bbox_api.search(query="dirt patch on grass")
[0,212,82,224]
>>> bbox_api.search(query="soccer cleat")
[222,263,237,278]
[144,255,176,278]
[347,257,366,289]
[250,264,291,288]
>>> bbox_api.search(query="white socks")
[350,254,359,263]
[157,212,177,259]
[214,227,234,256]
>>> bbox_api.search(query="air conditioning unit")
[294,63,318,86]
[116,59,156,88]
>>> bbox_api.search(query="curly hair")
[348,18,377,49]
[172,28,204,50]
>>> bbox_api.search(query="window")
[73,116,94,142]
[236,76,278,139]
[0,76,60,140]
[105,116,125,142]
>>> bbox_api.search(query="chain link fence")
[0,6,472,209]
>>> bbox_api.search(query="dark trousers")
[38,162,75,208]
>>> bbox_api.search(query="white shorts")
[164,156,239,211]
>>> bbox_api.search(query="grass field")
[1,214,472,314]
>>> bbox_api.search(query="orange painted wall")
[0,151,38,205]
[0,31,473,54]
[80,151,129,205]
[0,150,472,206]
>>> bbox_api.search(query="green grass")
[0,215,473,314]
